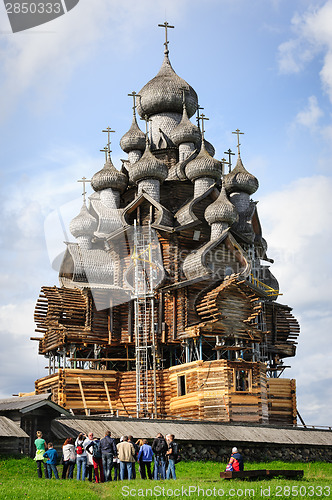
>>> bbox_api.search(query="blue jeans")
[62,460,75,479]
[154,456,166,480]
[120,461,133,480]
[47,464,59,479]
[76,455,87,480]
[102,453,113,482]
[166,459,176,479]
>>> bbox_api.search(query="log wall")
[267,378,297,426]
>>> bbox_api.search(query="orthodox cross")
[199,113,209,139]
[128,91,140,114]
[100,145,108,162]
[232,128,244,157]
[158,21,174,53]
[102,126,115,158]
[77,176,91,204]
[224,148,235,173]
[196,105,204,129]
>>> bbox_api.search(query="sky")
[0,0,331,426]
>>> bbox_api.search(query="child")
[34,431,48,479]
[43,442,59,479]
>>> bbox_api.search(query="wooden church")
[32,24,300,425]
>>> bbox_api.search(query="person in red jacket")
[228,447,244,471]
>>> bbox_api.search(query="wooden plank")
[77,377,88,416]
[104,381,113,412]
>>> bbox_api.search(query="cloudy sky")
[0,0,331,426]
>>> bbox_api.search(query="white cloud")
[292,95,324,130]
[278,1,332,102]
[0,301,36,337]
[0,0,199,121]
[259,175,332,425]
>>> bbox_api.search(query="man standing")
[137,439,154,479]
[128,435,139,479]
[152,433,168,480]
[116,435,136,480]
[100,430,117,482]
[86,437,104,483]
[166,434,177,480]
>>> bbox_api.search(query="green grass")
[0,457,331,499]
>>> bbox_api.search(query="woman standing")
[62,438,76,479]
[75,432,87,481]
[34,431,48,479]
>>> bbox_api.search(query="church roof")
[69,203,98,238]
[120,113,146,153]
[224,155,259,195]
[136,52,198,118]
[205,185,238,226]
[91,157,128,193]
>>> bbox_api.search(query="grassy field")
[0,457,331,499]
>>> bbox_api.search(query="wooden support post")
[77,377,89,416]
[104,380,113,413]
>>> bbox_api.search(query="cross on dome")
[102,126,115,158]
[128,91,141,114]
[100,145,109,162]
[196,105,204,129]
[158,21,174,54]
[199,113,209,140]
[232,128,244,157]
[224,148,235,172]
[77,176,91,204]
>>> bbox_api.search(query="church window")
[178,375,186,396]
[234,369,252,392]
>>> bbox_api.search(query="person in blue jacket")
[43,442,59,479]
[228,447,244,471]
[137,439,154,479]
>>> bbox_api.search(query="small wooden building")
[0,394,70,456]
[0,416,29,455]
[32,26,300,427]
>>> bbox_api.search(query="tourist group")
[34,430,180,482]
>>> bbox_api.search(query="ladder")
[132,221,157,417]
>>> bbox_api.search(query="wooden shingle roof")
[52,417,332,447]
[0,417,29,438]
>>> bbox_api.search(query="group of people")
[34,430,180,482]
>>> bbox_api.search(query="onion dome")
[203,139,215,158]
[130,140,168,184]
[224,156,259,195]
[70,203,98,238]
[169,102,201,146]
[205,186,238,226]
[120,114,146,153]
[91,157,128,193]
[185,141,222,182]
[136,53,198,119]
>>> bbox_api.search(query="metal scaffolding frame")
[132,221,157,417]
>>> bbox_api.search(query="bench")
[220,469,304,480]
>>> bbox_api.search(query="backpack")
[92,440,102,459]
[172,442,181,463]
[76,441,84,455]
[154,438,167,455]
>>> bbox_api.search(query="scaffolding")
[132,221,157,417]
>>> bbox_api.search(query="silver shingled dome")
[224,156,259,195]
[136,53,198,119]
[91,157,128,193]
